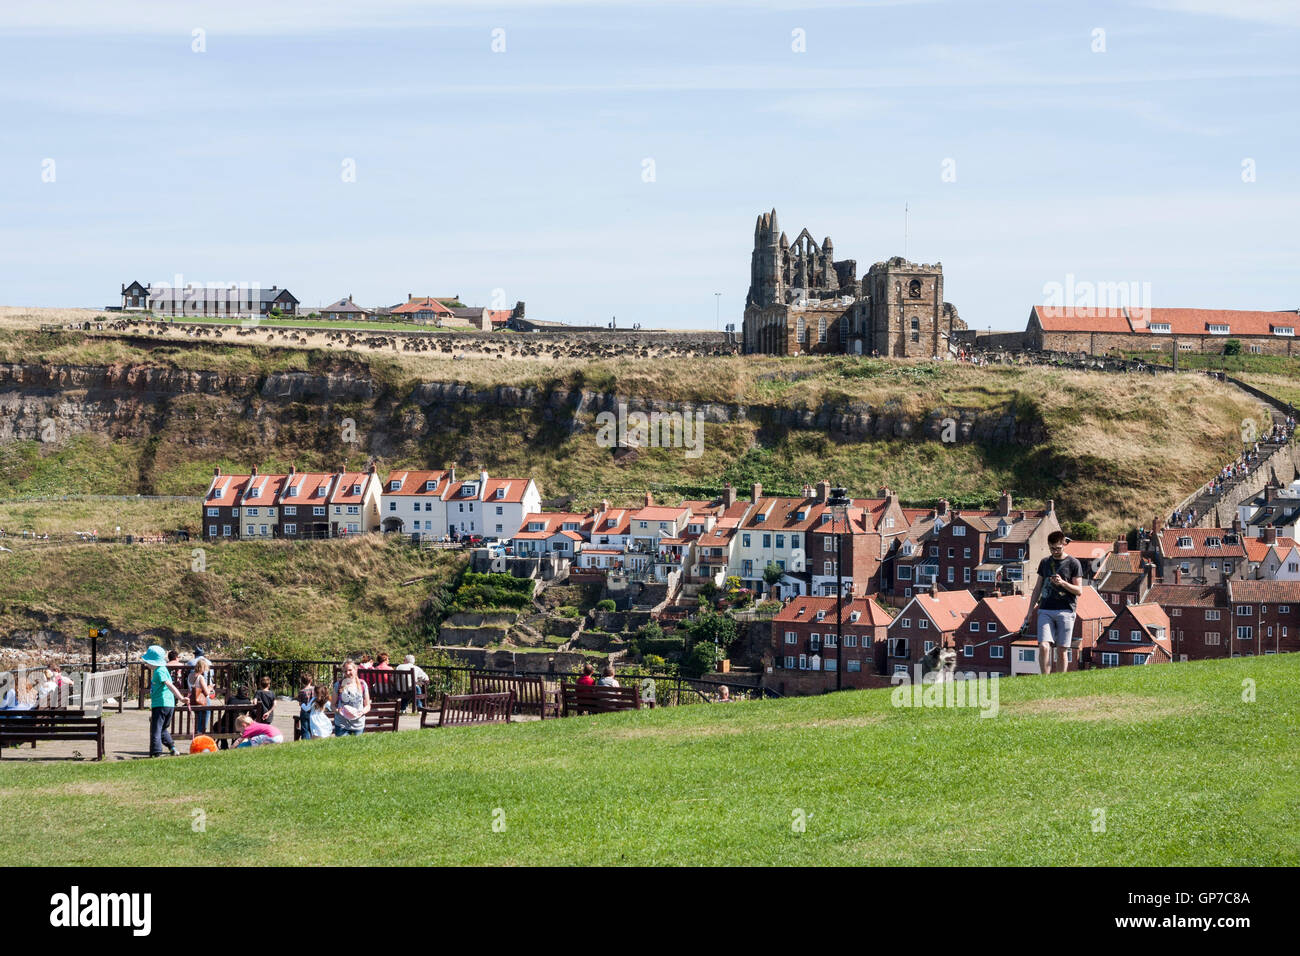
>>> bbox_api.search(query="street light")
[715,292,721,332]
[828,486,851,692]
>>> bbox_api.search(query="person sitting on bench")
[576,663,597,687]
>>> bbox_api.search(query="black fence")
[121,657,770,709]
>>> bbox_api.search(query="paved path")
[3,700,536,763]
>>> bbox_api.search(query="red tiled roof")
[974,594,1030,634]
[330,472,374,504]
[1156,528,1247,558]
[488,310,511,325]
[1075,585,1118,623]
[392,297,455,315]
[1242,536,1300,562]
[631,506,689,522]
[279,473,334,505]
[482,478,532,504]
[206,474,249,507]
[908,589,979,631]
[1063,540,1110,562]
[384,470,449,497]
[241,474,284,506]
[1145,583,1226,608]
[773,595,894,627]
[1227,580,1300,603]
[1126,603,1171,638]
[1033,305,1300,337]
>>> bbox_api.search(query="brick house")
[806,487,907,597]
[772,595,895,682]
[201,469,249,540]
[1224,580,1300,656]
[1154,527,1249,585]
[277,471,336,540]
[1145,581,1229,662]
[238,469,285,539]
[952,593,1029,676]
[882,589,979,675]
[1025,305,1300,357]
[1094,603,1173,667]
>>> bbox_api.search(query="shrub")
[596,599,616,612]
[682,640,723,678]
[1066,520,1100,541]
[642,654,667,670]
[687,609,738,651]
[637,621,664,642]
[556,605,581,619]
[1224,339,1242,356]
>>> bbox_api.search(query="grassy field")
[0,536,465,659]
[0,655,1295,866]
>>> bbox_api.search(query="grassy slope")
[0,537,464,657]
[0,330,1271,538]
[0,655,1295,866]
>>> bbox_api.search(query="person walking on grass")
[1029,531,1084,675]
[142,645,190,757]
[333,660,370,737]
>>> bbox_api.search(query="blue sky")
[1,0,1296,329]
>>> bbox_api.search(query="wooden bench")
[423,692,514,728]
[469,674,559,719]
[293,699,402,739]
[560,684,642,716]
[0,710,104,760]
[169,703,260,746]
[334,668,418,712]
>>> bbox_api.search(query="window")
[963,568,971,583]
[231,508,239,517]
[1274,327,1294,336]
[207,507,218,516]
[970,622,980,632]
[847,660,862,673]
[791,535,800,550]
[1237,626,1253,640]
[284,506,296,516]
[762,534,771,548]
[901,618,911,629]
[1205,609,1220,621]
[960,645,973,658]
[963,548,971,559]
[824,633,837,647]
[1132,654,1149,665]
[776,534,784,549]
[844,635,858,647]
[824,659,837,672]
[953,525,966,537]
[917,618,929,630]
[1109,628,1119,640]
[389,502,397,512]
[1017,648,1036,663]
[313,506,325,516]
[1130,630,1142,642]
[284,524,297,536]
[742,534,751,548]
[1208,324,1230,334]
[1102,652,1120,667]
[990,645,1005,659]
[989,547,1002,559]
[799,655,808,670]
[897,566,912,580]
[817,317,827,343]
[1280,605,1291,614]
[1236,605,1253,616]
[987,622,997,632]
[222,525,231,537]
[888,638,909,657]
[947,548,955,558]
[824,537,834,552]
[207,525,216,536]
[785,656,795,669]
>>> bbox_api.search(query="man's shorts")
[1037,608,1076,648]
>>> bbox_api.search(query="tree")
[1224,339,1242,356]
[688,609,738,651]
[682,640,722,678]
[1066,520,1100,541]
[763,562,784,586]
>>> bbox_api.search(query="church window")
[796,316,805,342]
[911,316,920,331]
[839,317,848,342]
[909,279,922,298]
[818,317,827,343]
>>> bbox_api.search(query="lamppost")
[715,292,721,332]
[828,486,851,692]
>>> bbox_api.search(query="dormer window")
[352,484,361,495]
[1205,537,1221,548]
[815,611,826,622]
[390,480,400,490]
[849,611,861,623]
[903,542,913,556]
[1208,324,1230,334]
[1177,536,1193,548]
[1150,322,1171,333]
[796,607,806,617]
[495,487,505,499]
[796,510,807,521]
[997,522,1009,537]
[425,480,437,491]
[1274,327,1294,336]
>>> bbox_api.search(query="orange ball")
[190,735,218,754]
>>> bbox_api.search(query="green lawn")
[2,655,1296,865]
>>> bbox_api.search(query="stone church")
[742,209,965,357]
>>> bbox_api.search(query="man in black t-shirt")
[1029,530,1084,674]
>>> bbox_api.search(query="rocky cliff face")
[0,360,1046,452]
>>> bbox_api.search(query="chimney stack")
[448,466,456,483]
[998,490,1012,516]
[1174,567,1182,585]
[644,491,653,508]
[1264,526,1278,545]
[480,470,489,490]
[1232,516,1243,534]
[250,465,258,477]
[751,482,762,503]
[1114,534,1128,554]
[1046,499,1055,515]
[214,466,221,477]
[937,499,949,517]
[723,483,737,508]
[288,465,296,478]
[816,480,830,503]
